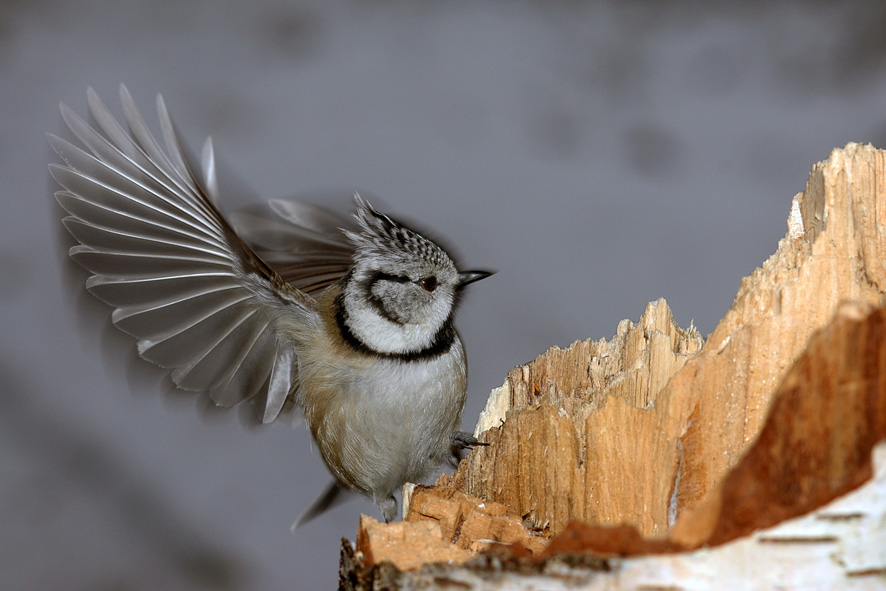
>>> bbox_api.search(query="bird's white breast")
[297,322,467,500]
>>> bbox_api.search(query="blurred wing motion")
[48,85,326,422]
[230,198,357,296]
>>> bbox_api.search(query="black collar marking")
[334,293,455,362]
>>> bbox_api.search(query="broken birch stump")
[340,143,886,590]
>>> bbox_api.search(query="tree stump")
[339,143,886,590]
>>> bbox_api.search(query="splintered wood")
[344,144,886,584]
[463,298,703,538]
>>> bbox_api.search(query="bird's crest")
[344,194,451,269]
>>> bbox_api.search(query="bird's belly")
[300,347,466,499]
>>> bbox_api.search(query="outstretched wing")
[49,85,317,423]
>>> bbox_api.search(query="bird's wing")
[49,85,317,423]
[229,197,357,296]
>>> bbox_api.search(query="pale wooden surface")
[342,144,886,588]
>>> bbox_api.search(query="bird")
[48,85,492,525]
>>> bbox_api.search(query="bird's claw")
[450,430,489,450]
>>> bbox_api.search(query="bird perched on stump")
[48,85,491,525]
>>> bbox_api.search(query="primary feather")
[49,85,322,421]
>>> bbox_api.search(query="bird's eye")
[421,276,437,292]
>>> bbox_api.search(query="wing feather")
[138,303,259,368]
[62,218,229,261]
[50,85,320,420]
[49,152,225,245]
[170,307,263,389]
[54,189,222,249]
[210,321,276,406]
[85,274,235,308]
[230,200,357,295]
[110,288,250,338]
[70,248,231,279]
[263,345,295,423]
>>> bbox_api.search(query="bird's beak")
[458,270,494,287]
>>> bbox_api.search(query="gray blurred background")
[3,1,886,589]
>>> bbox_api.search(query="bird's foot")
[449,430,489,450]
[377,495,398,523]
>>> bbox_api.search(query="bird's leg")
[448,431,489,467]
[376,494,398,523]
[450,430,488,450]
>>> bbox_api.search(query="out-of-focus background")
[3,1,886,589]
